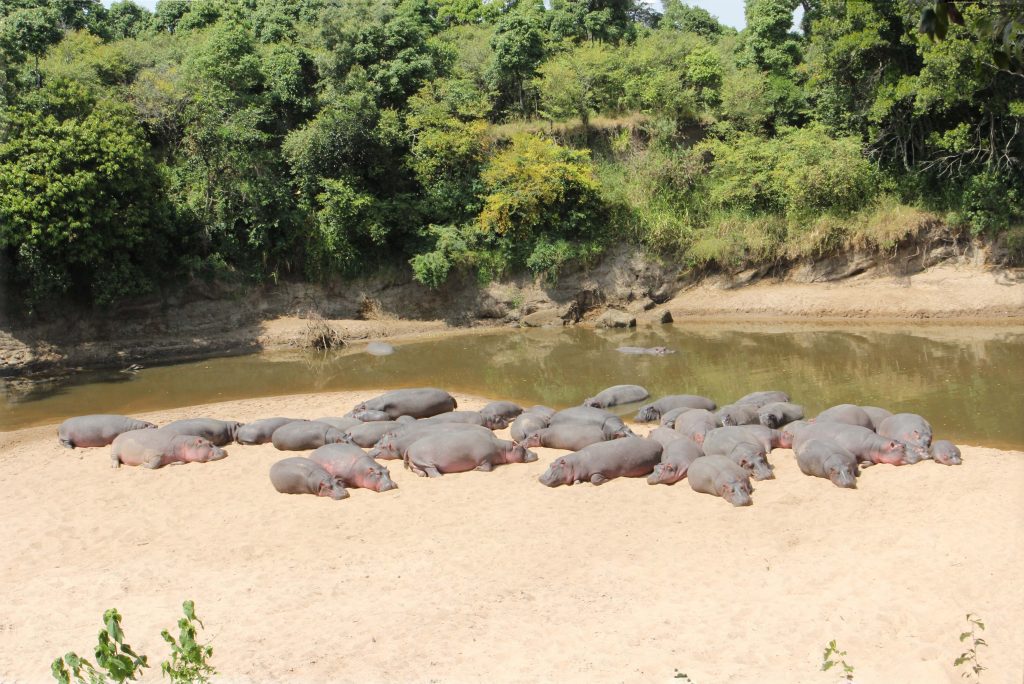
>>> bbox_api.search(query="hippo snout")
[522,449,539,463]
[831,470,857,489]
[208,446,228,461]
[726,485,753,507]
[377,478,399,492]
[752,463,774,481]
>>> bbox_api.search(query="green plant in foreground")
[954,613,987,682]
[51,608,149,684]
[821,639,855,681]
[161,600,216,684]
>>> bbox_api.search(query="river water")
[2,324,1023,449]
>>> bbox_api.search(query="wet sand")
[1,391,1021,683]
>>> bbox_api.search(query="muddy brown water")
[2,324,1023,449]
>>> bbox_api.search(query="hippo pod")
[111,429,227,469]
[236,417,300,445]
[583,384,650,409]
[308,443,397,492]
[270,457,348,500]
[349,388,457,420]
[160,418,240,447]
[271,420,346,451]
[702,426,775,480]
[538,436,662,487]
[635,395,716,423]
[58,415,156,449]
[795,439,859,488]
[404,432,537,477]
[687,455,753,506]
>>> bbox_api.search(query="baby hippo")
[647,439,704,486]
[111,430,227,469]
[539,437,662,487]
[161,419,240,447]
[404,433,537,477]
[236,417,299,445]
[308,443,397,492]
[271,420,346,451]
[687,455,753,507]
[58,415,156,448]
[796,439,859,489]
[930,440,962,466]
[523,423,611,451]
[269,457,348,500]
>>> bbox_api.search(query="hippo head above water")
[731,443,774,481]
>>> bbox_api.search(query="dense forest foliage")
[0,0,1022,311]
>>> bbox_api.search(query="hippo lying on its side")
[715,404,760,427]
[161,419,240,447]
[510,406,555,443]
[417,411,488,427]
[111,430,227,469]
[523,424,612,451]
[648,439,704,486]
[702,427,775,481]
[930,440,962,466]
[636,395,716,422]
[584,384,650,409]
[350,388,456,420]
[687,455,753,506]
[368,423,492,460]
[269,457,348,499]
[789,422,909,466]
[616,346,675,356]
[814,404,873,430]
[539,437,662,487]
[549,407,633,439]
[860,406,893,431]
[757,402,804,429]
[877,413,933,462]
[796,440,859,489]
[58,415,156,449]
[341,420,413,448]
[309,444,397,492]
[404,433,537,477]
[734,390,790,408]
[271,420,346,451]
[236,417,299,445]
[674,409,718,445]
[479,401,524,430]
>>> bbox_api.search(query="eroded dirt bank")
[2,228,1023,378]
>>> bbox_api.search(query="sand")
[1,391,1022,684]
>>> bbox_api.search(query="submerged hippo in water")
[584,384,650,409]
[350,388,456,420]
[269,457,348,499]
[636,395,716,422]
[309,443,398,492]
[111,430,227,469]
[616,346,675,356]
[58,415,156,449]
[404,433,537,477]
[538,437,662,487]
[366,342,395,356]
[796,439,859,489]
[160,419,240,447]
[687,455,753,507]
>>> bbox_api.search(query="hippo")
[549,407,633,439]
[647,439,704,485]
[814,404,873,429]
[271,420,346,451]
[877,413,933,462]
[715,403,760,427]
[236,417,299,445]
[510,407,554,443]
[538,436,663,487]
[734,390,790,408]
[930,440,962,466]
[160,419,240,447]
[308,443,398,492]
[616,346,675,355]
[341,420,410,448]
[659,406,693,428]
[366,342,395,356]
[368,422,493,460]
[860,406,893,431]
[417,411,488,427]
[687,455,753,506]
[479,401,524,429]
[732,424,787,451]
[674,409,719,445]
[351,410,393,422]
[523,424,612,451]
[58,415,156,449]
[647,427,685,447]
[313,416,363,432]
[796,439,859,488]
[111,430,227,469]
[789,422,909,466]
[583,384,650,409]
[269,457,348,499]
[702,427,775,480]
[349,388,456,420]
[635,395,716,422]
[757,402,804,429]
[404,433,537,477]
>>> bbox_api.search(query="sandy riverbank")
[1,391,1022,683]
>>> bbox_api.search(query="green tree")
[487,1,545,117]
[660,0,725,39]
[537,42,620,131]
[104,1,151,40]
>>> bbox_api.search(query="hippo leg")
[474,461,494,472]
[422,465,443,478]
[110,453,121,469]
[145,455,162,469]
[406,463,427,477]
[590,473,610,485]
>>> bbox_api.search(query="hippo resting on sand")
[788,422,909,466]
[796,440,859,488]
[930,440,962,466]
[814,404,873,429]
[350,388,456,420]
[860,406,893,431]
[648,438,704,486]
[674,409,718,445]
[539,436,662,487]
[58,415,155,449]
[616,346,675,355]
[417,411,488,427]
[269,457,348,499]
[313,416,362,432]
[584,384,650,409]
[659,406,696,428]
[510,406,555,443]
[160,419,240,447]
[111,430,226,469]
[687,455,753,506]
[549,406,633,439]
[368,423,492,460]
[715,403,761,427]
[635,395,716,422]
[404,433,537,477]
[309,443,397,492]
[524,423,613,451]
[271,420,346,451]
[734,390,790,408]
[757,402,804,429]
[702,427,775,480]
[236,417,299,445]
[341,419,414,448]
[479,401,524,429]
[877,413,933,462]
